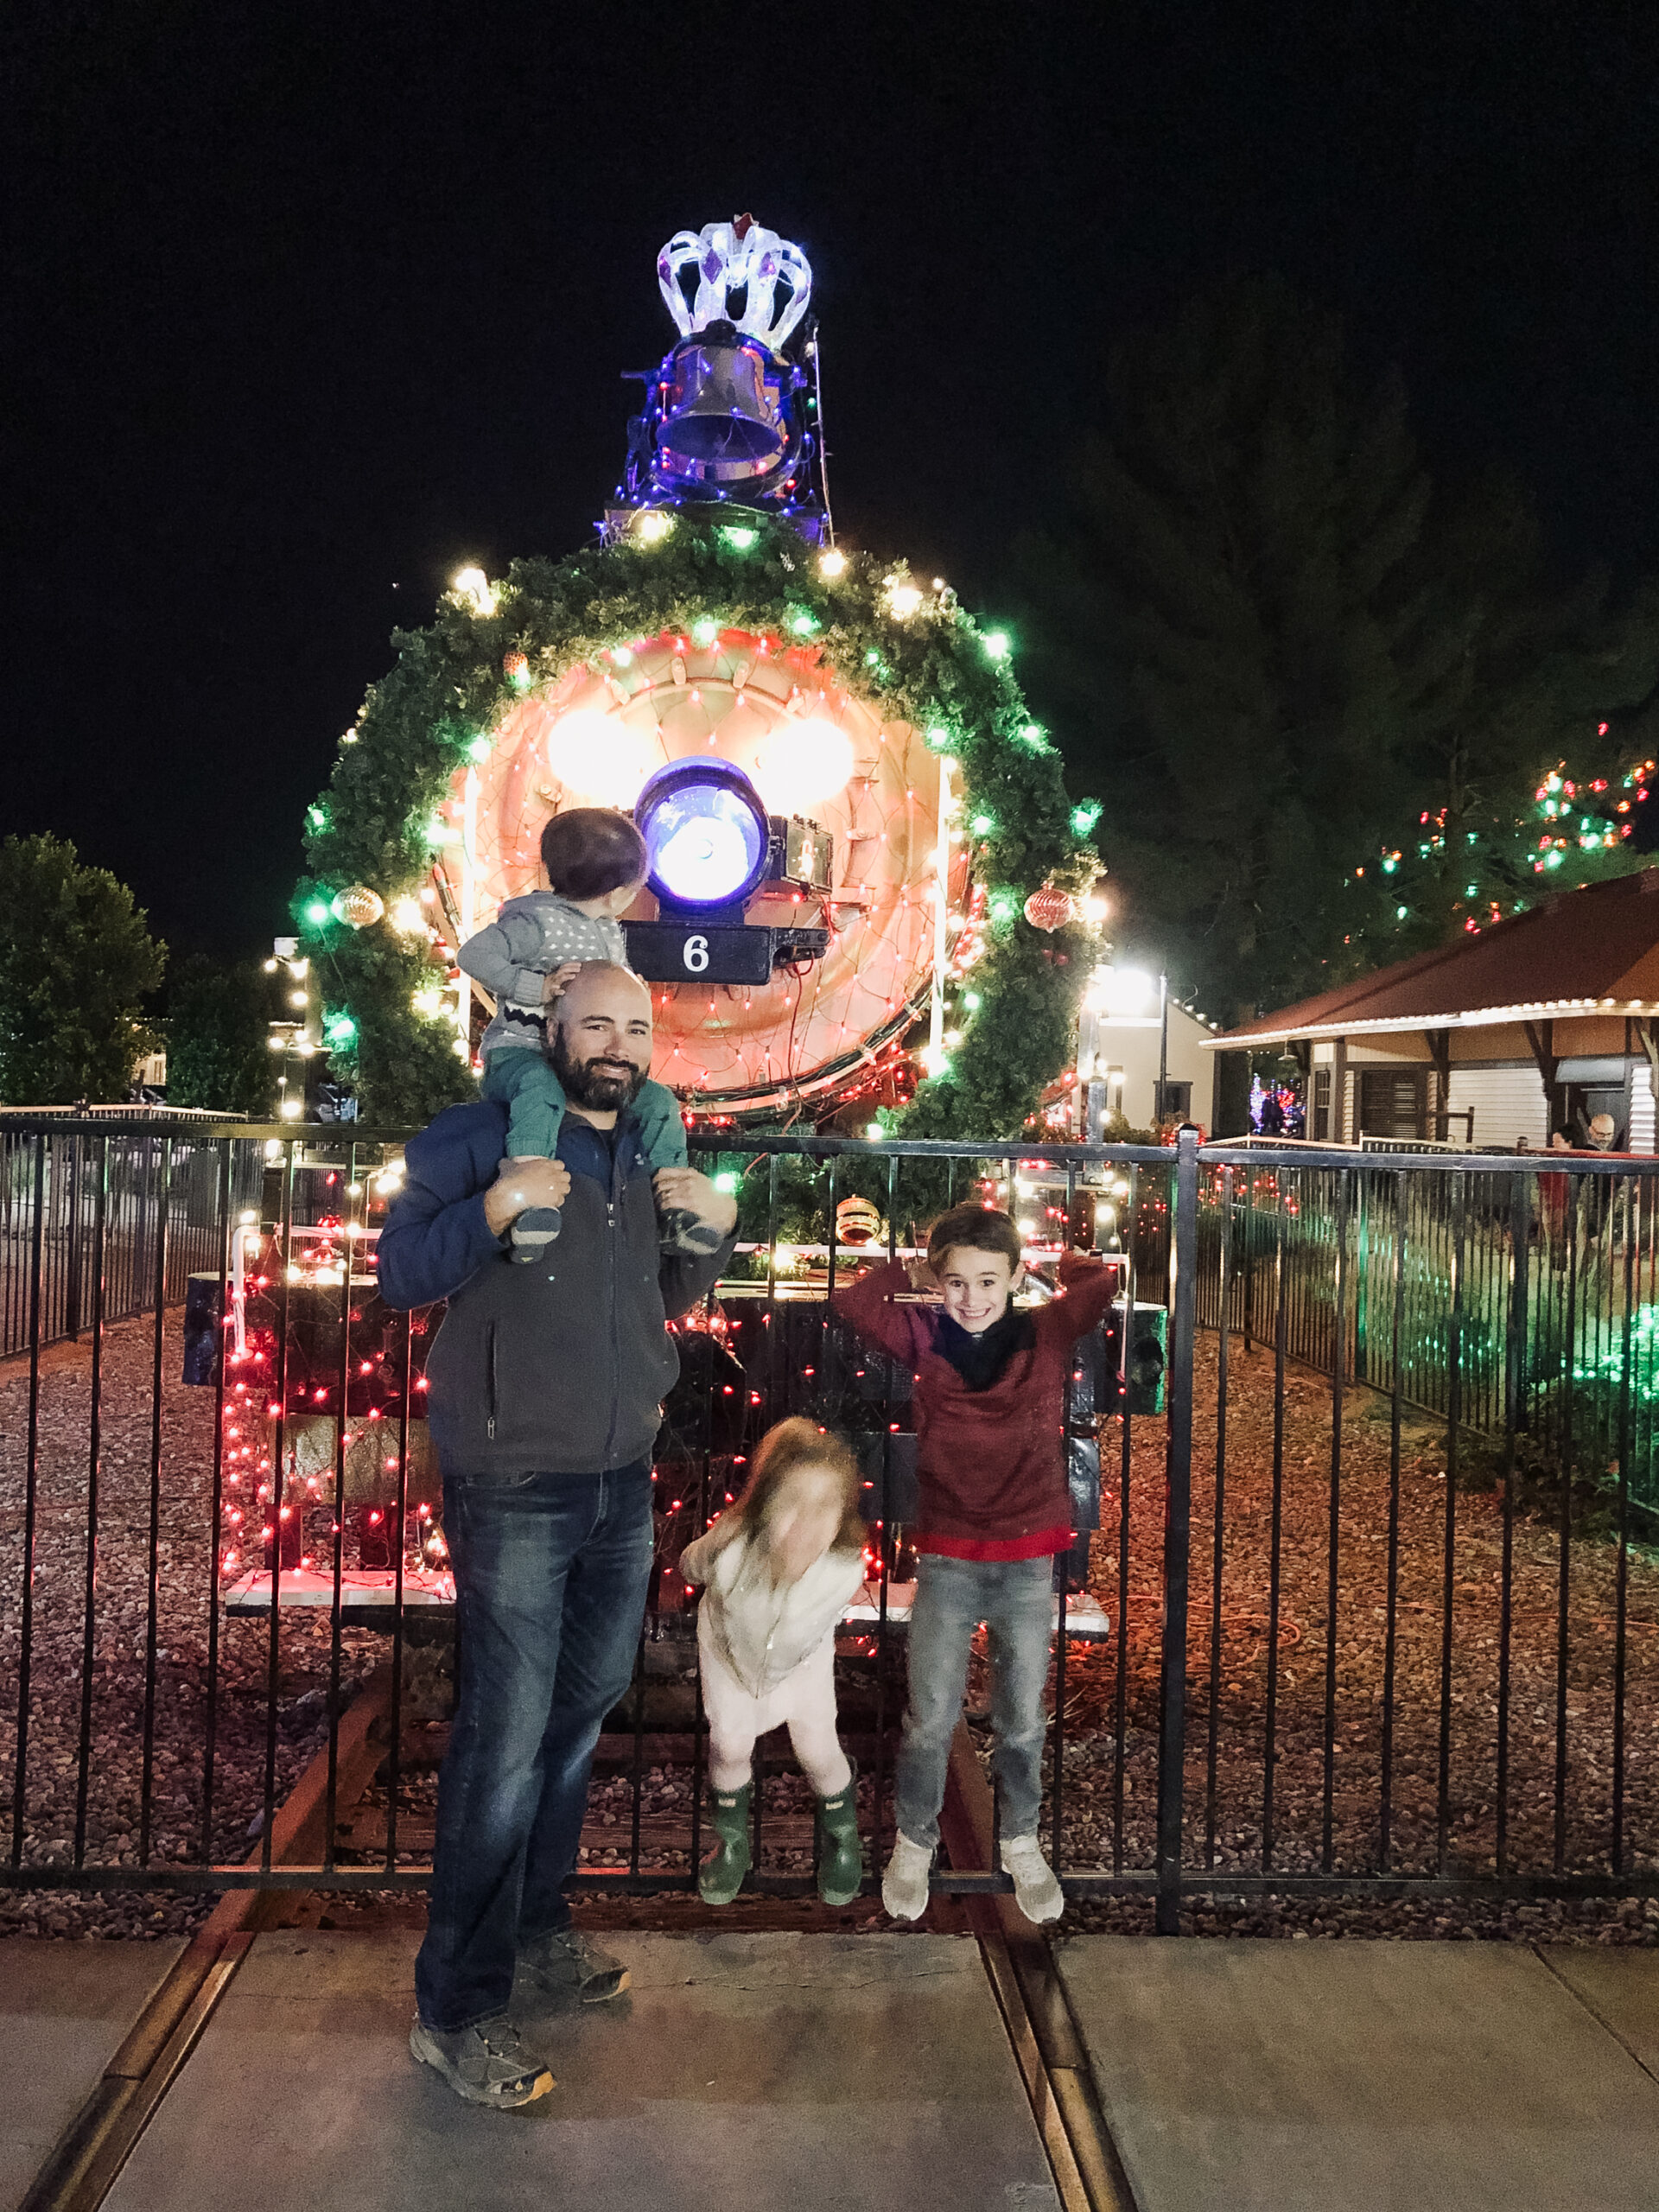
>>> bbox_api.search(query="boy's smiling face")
[935,1244,1024,1336]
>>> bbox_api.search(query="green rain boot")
[815,1760,863,1908]
[698,1782,752,1905]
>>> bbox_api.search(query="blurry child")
[678,1419,868,1907]
[835,1203,1114,1925]
[458,807,710,1262]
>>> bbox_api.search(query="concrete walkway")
[101,1929,1060,2212]
[0,1938,184,2212]
[1055,1935,1659,2212]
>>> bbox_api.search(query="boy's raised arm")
[1044,1250,1119,1340]
[831,1257,920,1360]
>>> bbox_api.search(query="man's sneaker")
[658,1206,725,1257]
[510,1206,562,1264]
[881,1831,932,1921]
[517,1925,630,2005]
[1001,1834,1065,1924]
[409,2015,555,2108]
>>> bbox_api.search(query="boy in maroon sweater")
[834,1202,1113,1923]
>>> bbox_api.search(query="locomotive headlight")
[635,760,771,910]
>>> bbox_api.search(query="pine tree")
[165,957,276,1117]
[1015,276,1457,1020]
[0,834,166,1103]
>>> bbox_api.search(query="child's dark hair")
[540,808,648,902]
[722,1418,866,1555]
[927,1203,1024,1272]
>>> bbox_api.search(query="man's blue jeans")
[893,1552,1055,1853]
[415,1460,653,2031]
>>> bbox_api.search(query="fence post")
[1156,1123,1199,1934]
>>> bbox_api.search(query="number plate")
[621,921,776,985]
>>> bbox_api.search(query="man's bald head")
[556,961,652,1027]
[548,963,654,1122]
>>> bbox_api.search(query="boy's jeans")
[414,1460,653,2032]
[481,1049,687,1170]
[893,1551,1055,1852]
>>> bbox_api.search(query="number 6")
[683,934,709,973]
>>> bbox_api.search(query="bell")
[658,336,785,467]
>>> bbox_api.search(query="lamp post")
[1157,969,1168,1122]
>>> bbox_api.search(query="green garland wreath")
[295,512,1100,1134]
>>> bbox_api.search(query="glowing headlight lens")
[636,761,770,908]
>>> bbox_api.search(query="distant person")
[378,963,737,2110]
[835,1205,1114,1927]
[457,807,715,1262]
[678,1420,868,1909]
[1258,1089,1285,1136]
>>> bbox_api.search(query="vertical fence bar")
[324,1142,357,1872]
[10,1140,48,1868]
[1554,1187,1579,1877]
[1262,1220,1287,1872]
[262,1139,297,1872]
[72,1136,110,1867]
[385,1283,415,1871]
[1204,1166,1232,1872]
[1111,1162,1137,1876]
[1319,1167,1349,1872]
[1379,1169,1407,1870]
[1051,1159,1077,1875]
[1435,1175,1466,1874]
[199,1141,235,1865]
[1495,1169,1527,1878]
[1612,1175,1634,1876]
[1154,1127,1198,1934]
[138,1136,173,1865]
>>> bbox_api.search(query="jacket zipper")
[486,1321,498,1441]
[600,1141,621,1465]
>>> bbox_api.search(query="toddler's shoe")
[881,1831,932,1921]
[1000,1834,1065,1923]
[658,1206,726,1258]
[814,1759,863,1907]
[510,1206,562,1263]
[699,1781,752,1904]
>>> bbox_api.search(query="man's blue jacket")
[376,1101,734,1478]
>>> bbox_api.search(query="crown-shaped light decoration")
[609,214,827,535]
[657,216,813,353]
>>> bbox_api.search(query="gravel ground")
[5,1313,1656,1947]
[0,1313,379,1938]
[1049,1336,1659,1943]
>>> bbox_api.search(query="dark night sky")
[5,0,1657,969]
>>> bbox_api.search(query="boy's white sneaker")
[881,1832,932,1921]
[1001,1835,1065,1924]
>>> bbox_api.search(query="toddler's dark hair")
[540,808,648,901]
[927,1203,1024,1271]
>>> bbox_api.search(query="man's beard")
[549,1026,646,1112]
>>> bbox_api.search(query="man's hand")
[541,962,582,1005]
[483,1156,572,1236]
[653,1166,738,1239]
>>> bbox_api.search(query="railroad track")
[22,1675,1135,2212]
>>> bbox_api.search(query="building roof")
[1211,868,1659,1046]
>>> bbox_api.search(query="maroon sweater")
[833,1255,1116,1560]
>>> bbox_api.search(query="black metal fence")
[0,1118,262,1357]
[3,1117,1657,1927]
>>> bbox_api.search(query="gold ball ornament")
[835,1194,887,1247]
[1022,885,1076,933]
[331,885,385,930]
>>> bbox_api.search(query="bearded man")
[378,963,738,2108]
